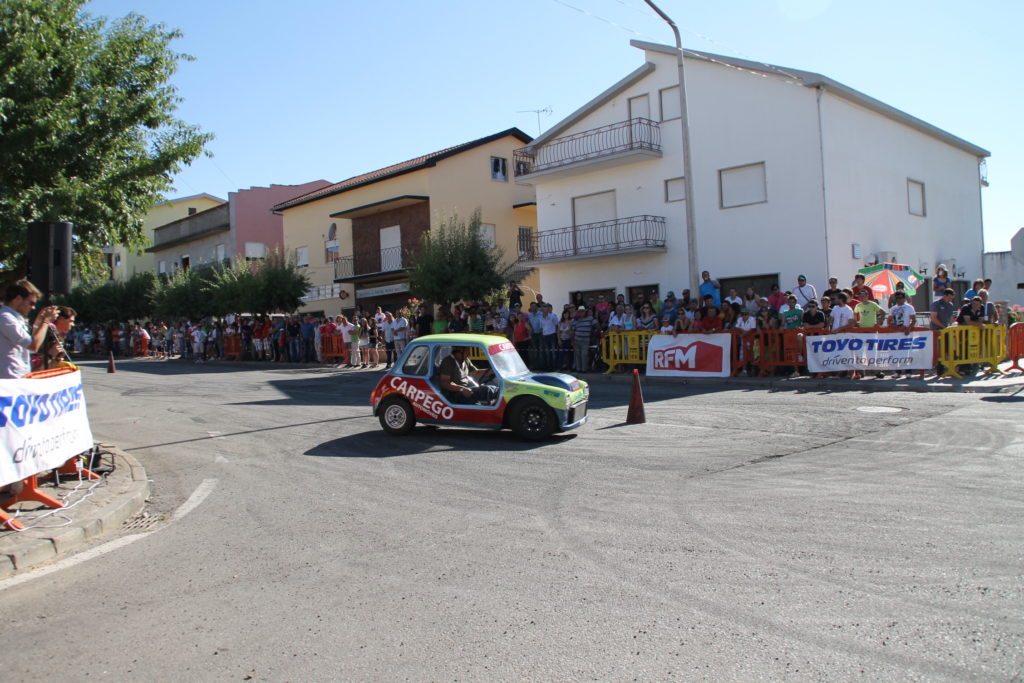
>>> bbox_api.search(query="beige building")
[109,193,226,280]
[274,128,539,316]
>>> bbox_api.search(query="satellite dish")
[327,222,337,240]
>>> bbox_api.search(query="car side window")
[401,345,431,376]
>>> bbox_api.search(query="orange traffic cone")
[107,352,116,373]
[626,368,645,424]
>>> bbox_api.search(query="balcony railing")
[514,118,661,177]
[301,283,343,303]
[521,215,666,262]
[334,244,405,281]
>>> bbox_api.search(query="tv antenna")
[517,106,553,136]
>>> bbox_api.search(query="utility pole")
[643,0,700,295]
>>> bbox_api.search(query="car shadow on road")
[305,428,577,458]
[979,394,1024,403]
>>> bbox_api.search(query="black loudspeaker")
[27,221,74,295]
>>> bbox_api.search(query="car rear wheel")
[379,396,415,435]
[509,397,556,441]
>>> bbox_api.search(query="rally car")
[370,333,589,441]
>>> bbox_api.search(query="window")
[664,177,686,202]
[324,240,340,263]
[158,260,167,275]
[216,244,226,263]
[114,253,122,266]
[514,159,530,177]
[181,255,190,271]
[477,223,497,249]
[380,225,402,270]
[908,179,926,217]
[572,190,616,226]
[628,284,659,309]
[518,226,534,259]
[245,242,267,260]
[719,162,767,209]
[491,157,508,182]
[401,345,431,376]
[659,86,680,121]
[628,94,650,120]
[296,246,309,268]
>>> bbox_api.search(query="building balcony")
[334,245,405,282]
[518,215,667,265]
[301,283,343,303]
[513,118,662,182]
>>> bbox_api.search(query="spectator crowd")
[47,267,1015,378]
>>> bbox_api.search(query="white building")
[515,40,989,312]
[983,227,1024,308]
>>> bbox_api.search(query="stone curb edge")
[0,446,149,579]
[585,372,1024,394]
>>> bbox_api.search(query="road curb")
[0,446,149,578]
[583,370,1024,394]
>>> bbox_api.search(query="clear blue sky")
[86,0,1022,251]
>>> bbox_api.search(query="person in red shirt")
[698,306,724,332]
[513,312,532,358]
[767,284,787,312]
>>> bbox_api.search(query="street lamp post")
[643,0,700,295]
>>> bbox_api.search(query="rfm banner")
[0,370,93,487]
[646,333,732,378]
[806,332,934,373]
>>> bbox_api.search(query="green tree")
[207,260,259,317]
[253,251,310,315]
[0,0,212,282]
[120,271,158,320]
[152,266,213,320]
[408,209,515,306]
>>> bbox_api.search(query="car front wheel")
[509,397,557,441]
[379,396,415,435]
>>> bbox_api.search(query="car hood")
[509,371,587,393]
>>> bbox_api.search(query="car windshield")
[489,343,529,378]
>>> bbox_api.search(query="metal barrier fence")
[600,331,658,373]
[1006,323,1024,373]
[223,335,241,360]
[599,325,1009,379]
[320,336,349,364]
[935,325,1006,379]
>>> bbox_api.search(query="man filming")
[0,279,58,379]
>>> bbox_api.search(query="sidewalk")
[0,446,149,578]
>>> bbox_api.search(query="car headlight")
[564,392,572,409]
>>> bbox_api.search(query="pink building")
[149,180,330,272]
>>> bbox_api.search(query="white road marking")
[207,431,226,440]
[0,478,218,592]
[170,478,218,521]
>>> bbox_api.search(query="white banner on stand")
[806,332,934,373]
[646,333,732,378]
[0,370,94,487]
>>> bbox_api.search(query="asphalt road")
[1,359,1022,681]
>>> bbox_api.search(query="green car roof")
[410,333,512,346]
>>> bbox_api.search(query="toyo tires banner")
[0,369,94,486]
[646,333,732,377]
[806,332,934,373]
